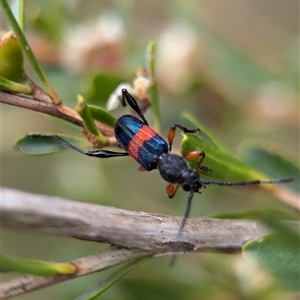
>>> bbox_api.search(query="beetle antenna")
[28,134,129,158]
[169,191,194,266]
[52,135,87,154]
[200,178,293,186]
[122,89,149,126]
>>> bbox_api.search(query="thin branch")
[0,91,117,145]
[1,247,151,299]
[2,187,269,252]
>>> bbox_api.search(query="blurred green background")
[1,0,299,299]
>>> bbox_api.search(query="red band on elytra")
[128,125,157,160]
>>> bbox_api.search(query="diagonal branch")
[2,187,269,252]
[0,91,116,144]
[1,247,151,299]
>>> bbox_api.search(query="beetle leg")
[166,183,180,198]
[167,125,200,152]
[184,150,211,172]
[138,166,147,171]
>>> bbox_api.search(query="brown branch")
[1,247,151,299]
[2,187,269,252]
[0,91,116,145]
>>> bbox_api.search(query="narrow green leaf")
[88,105,116,127]
[15,133,87,155]
[0,75,32,93]
[238,139,299,192]
[76,257,149,300]
[0,0,61,103]
[146,41,161,133]
[83,73,124,104]
[181,114,294,197]
[0,252,76,276]
[182,111,231,153]
[212,208,300,250]
[211,207,298,221]
[76,95,101,137]
[181,133,264,181]
[11,0,25,30]
[243,233,300,291]
[76,95,108,146]
[18,0,25,31]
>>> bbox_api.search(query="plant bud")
[0,31,24,81]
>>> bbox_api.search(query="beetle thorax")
[157,153,202,192]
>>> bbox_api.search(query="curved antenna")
[34,135,129,158]
[200,178,293,186]
[122,89,149,126]
[169,191,194,266]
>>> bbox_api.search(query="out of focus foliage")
[1,1,298,299]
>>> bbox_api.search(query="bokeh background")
[1,1,299,299]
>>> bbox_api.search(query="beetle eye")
[181,183,190,191]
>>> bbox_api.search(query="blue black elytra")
[115,115,168,171]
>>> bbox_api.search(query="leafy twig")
[0,91,117,145]
[1,247,151,299]
[0,0,61,103]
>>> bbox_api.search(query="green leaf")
[75,95,108,147]
[0,0,61,103]
[76,95,109,146]
[0,252,76,276]
[182,111,231,153]
[15,133,87,155]
[83,73,124,104]
[0,74,32,93]
[212,208,300,250]
[88,105,116,127]
[76,257,149,300]
[146,40,161,133]
[211,207,298,221]
[181,133,264,181]
[180,113,294,196]
[17,0,25,31]
[238,139,300,192]
[243,233,300,291]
